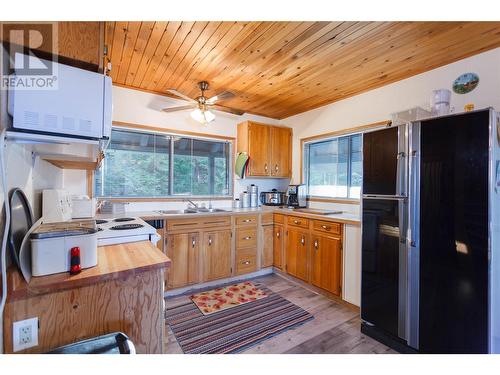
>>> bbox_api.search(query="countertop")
[96,206,361,225]
[7,241,171,300]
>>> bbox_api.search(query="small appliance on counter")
[260,189,286,206]
[71,195,96,219]
[248,184,259,207]
[42,189,72,223]
[30,220,98,277]
[286,184,307,208]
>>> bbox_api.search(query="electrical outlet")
[13,317,38,352]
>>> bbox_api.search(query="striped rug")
[165,285,314,354]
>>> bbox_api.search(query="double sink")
[156,207,230,215]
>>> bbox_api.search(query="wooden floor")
[164,273,396,354]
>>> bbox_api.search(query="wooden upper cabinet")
[311,234,342,296]
[237,121,292,178]
[271,126,292,177]
[1,22,104,72]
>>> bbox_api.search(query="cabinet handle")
[208,237,212,246]
[275,164,279,172]
[301,236,305,245]
[321,225,331,230]
[243,236,252,240]
[242,260,251,265]
[242,219,252,223]
[276,231,280,238]
[264,163,268,172]
[192,238,196,248]
[294,220,301,225]
[314,240,319,249]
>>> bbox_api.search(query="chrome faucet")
[184,198,199,209]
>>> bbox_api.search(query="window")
[303,133,362,199]
[94,128,232,198]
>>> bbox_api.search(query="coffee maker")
[286,184,307,208]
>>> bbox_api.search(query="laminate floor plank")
[164,274,395,354]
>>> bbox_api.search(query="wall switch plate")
[13,317,39,352]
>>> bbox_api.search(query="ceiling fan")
[162,81,244,124]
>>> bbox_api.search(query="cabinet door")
[271,126,292,177]
[273,225,284,269]
[166,232,200,289]
[286,228,309,282]
[248,123,271,176]
[311,234,342,296]
[204,230,232,281]
[262,225,274,268]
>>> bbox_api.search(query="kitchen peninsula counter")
[3,241,171,354]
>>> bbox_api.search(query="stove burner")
[113,217,135,223]
[96,219,108,225]
[109,224,144,230]
[97,228,103,231]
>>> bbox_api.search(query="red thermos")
[70,246,82,275]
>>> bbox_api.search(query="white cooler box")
[30,220,98,277]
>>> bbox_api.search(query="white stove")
[96,217,160,246]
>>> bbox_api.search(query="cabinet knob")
[264,163,268,172]
[208,237,212,246]
[243,236,252,240]
[294,220,300,225]
[276,231,280,238]
[321,225,331,230]
[192,238,196,248]
[314,240,319,249]
[275,164,279,172]
[301,236,305,245]
[242,260,251,265]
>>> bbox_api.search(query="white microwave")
[8,53,112,140]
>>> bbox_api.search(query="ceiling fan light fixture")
[190,108,215,124]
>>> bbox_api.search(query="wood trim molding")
[307,197,360,205]
[299,119,391,183]
[112,120,236,141]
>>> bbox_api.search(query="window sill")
[307,196,360,205]
[96,196,234,202]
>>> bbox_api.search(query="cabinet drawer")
[201,216,231,228]
[313,220,342,235]
[236,228,257,248]
[236,215,258,226]
[273,213,284,224]
[166,218,202,231]
[287,216,309,229]
[236,248,257,275]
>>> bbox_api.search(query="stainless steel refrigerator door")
[407,122,421,350]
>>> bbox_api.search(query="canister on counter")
[240,191,250,208]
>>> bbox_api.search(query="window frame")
[94,126,234,200]
[302,132,362,201]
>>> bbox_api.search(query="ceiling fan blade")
[166,89,197,103]
[209,104,244,116]
[161,104,197,113]
[206,91,235,104]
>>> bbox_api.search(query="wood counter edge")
[6,241,171,301]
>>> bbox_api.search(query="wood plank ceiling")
[105,21,500,119]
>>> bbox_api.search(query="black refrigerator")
[361,108,500,353]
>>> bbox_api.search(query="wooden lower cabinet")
[311,233,342,296]
[261,225,274,268]
[285,227,309,282]
[166,232,201,289]
[273,224,284,269]
[204,230,232,281]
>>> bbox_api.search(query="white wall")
[284,47,500,215]
[65,86,290,212]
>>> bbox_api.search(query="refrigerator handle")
[396,151,406,197]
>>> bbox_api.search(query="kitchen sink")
[156,208,229,215]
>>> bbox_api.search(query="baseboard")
[164,267,274,298]
[361,322,418,354]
